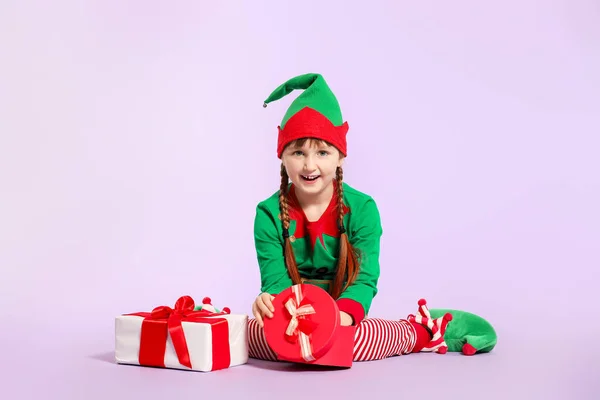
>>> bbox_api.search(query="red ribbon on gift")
[283,285,319,361]
[127,296,231,371]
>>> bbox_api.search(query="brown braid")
[279,164,302,284]
[330,166,361,299]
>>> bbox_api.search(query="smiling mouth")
[301,174,320,181]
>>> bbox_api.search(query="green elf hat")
[263,73,349,158]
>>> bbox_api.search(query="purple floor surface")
[3,318,597,400]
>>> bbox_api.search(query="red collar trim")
[287,181,349,250]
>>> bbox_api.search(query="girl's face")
[281,139,344,198]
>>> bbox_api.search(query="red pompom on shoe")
[462,343,477,356]
[199,297,218,313]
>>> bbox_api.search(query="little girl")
[248,73,449,361]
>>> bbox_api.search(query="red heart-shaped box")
[263,284,355,368]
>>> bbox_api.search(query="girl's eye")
[318,151,329,156]
[293,151,303,156]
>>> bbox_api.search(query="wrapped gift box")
[115,296,248,372]
[263,284,355,368]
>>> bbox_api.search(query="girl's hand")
[252,292,275,328]
[340,311,354,326]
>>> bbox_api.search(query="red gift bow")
[283,285,319,362]
[127,296,231,371]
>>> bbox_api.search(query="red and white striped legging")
[248,317,422,362]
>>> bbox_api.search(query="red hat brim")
[276,107,348,158]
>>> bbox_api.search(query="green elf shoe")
[193,297,230,314]
[429,307,497,355]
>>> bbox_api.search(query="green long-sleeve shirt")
[253,182,383,324]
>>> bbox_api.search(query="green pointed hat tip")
[262,73,323,106]
[262,73,344,128]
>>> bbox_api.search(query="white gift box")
[115,312,248,372]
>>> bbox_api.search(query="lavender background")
[1,1,599,399]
